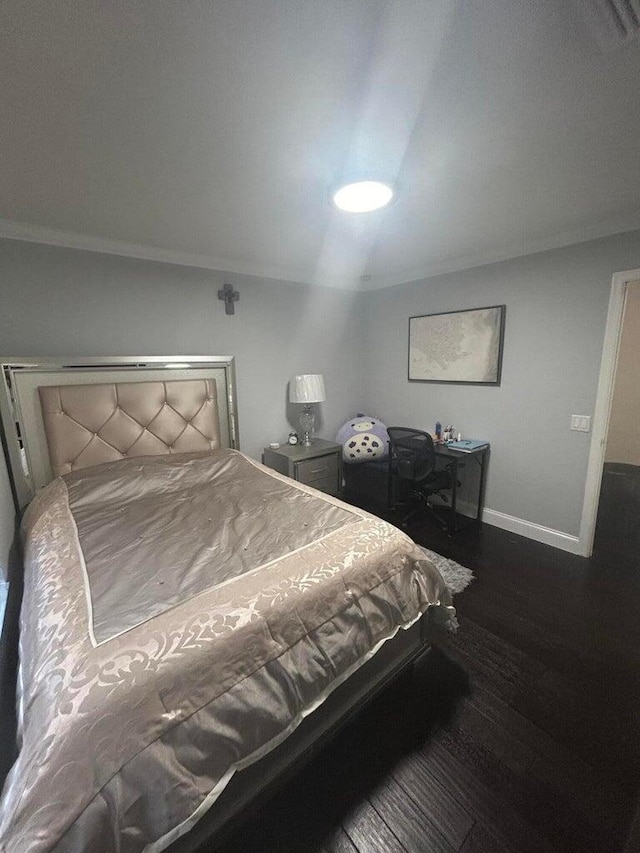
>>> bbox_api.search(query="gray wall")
[0,239,363,464]
[362,230,640,536]
[3,230,640,546]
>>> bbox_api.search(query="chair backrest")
[387,427,436,483]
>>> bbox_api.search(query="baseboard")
[481,508,583,555]
[429,497,582,554]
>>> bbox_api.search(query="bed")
[0,357,455,853]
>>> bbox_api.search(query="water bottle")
[435,421,441,441]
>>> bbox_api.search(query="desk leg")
[476,449,488,523]
[449,457,459,535]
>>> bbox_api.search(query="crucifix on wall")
[218,283,240,315]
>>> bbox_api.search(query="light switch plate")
[571,414,591,432]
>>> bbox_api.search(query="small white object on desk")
[269,442,280,449]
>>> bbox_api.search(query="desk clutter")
[435,421,458,442]
[433,420,489,453]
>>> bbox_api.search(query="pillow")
[335,414,389,464]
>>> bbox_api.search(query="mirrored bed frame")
[0,357,449,853]
[0,356,239,510]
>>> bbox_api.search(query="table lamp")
[290,374,326,446]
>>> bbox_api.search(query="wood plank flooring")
[214,514,640,853]
[594,463,640,562]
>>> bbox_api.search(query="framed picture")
[408,304,506,385]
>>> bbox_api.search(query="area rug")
[418,546,474,595]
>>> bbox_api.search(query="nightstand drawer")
[262,439,342,497]
[295,454,339,485]
[303,473,338,495]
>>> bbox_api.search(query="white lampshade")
[289,374,326,404]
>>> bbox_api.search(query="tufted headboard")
[39,379,221,476]
[0,356,238,508]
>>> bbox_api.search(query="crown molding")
[362,213,640,290]
[0,218,323,290]
[2,213,640,293]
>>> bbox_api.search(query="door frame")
[578,268,640,557]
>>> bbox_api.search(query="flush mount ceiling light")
[331,180,394,213]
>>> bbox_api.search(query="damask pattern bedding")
[0,449,453,853]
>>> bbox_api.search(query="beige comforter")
[0,450,453,853]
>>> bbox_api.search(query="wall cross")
[217,283,240,315]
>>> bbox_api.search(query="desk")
[433,443,489,534]
[387,442,490,535]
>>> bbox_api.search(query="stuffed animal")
[335,414,389,463]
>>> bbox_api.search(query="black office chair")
[387,427,453,528]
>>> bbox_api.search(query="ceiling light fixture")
[331,180,394,213]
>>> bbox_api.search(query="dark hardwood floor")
[214,512,640,853]
[594,463,640,563]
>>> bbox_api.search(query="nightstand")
[262,439,342,496]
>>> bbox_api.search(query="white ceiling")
[2,0,640,291]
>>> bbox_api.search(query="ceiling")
[2,0,640,291]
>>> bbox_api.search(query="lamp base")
[299,405,315,447]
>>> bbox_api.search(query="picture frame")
[408,304,506,385]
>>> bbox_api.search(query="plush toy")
[335,414,389,463]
